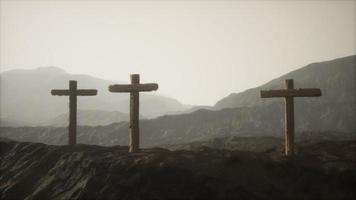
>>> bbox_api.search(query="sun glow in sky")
[1,0,355,105]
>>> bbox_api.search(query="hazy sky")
[1,0,355,105]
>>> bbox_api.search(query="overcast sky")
[1,0,355,105]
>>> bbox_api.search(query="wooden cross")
[260,79,321,156]
[109,74,158,153]
[51,80,97,145]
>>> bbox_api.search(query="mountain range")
[215,55,356,110]
[1,55,355,147]
[0,67,189,126]
[40,110,143,127]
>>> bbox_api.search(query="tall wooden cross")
[260,79,321,156]
[51,80,97,145]
[109,74,158,153]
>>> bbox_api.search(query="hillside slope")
[40,110,137,127]
[0,139,355,200]
[215,55,355,110]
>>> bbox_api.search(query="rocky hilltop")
[1,139,355,200]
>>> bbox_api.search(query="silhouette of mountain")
[215,55,356,111]
[0,67,187,126]
[1,56,355,147]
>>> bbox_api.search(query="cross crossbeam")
[109,83,158,93]
[51,89,97,96]
[109,74,158,153]
[51,80,97,145]
[260,79,321,156]
[261,88,321,98]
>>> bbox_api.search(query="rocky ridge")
[1,139,355,200]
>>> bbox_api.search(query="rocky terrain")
[0,54,355,200]
[1,138,355,200]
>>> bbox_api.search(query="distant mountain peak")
[1,66,67,75]
[36,66,66,73]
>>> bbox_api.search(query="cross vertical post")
[130,74,140,153]
[285,79,294,156]
[69,80,77,145]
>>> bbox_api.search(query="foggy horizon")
[0,54,354,107]
[1,0,355,105]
